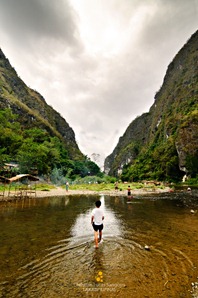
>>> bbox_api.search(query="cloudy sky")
[0,0,197,167]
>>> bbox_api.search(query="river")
[0,192,197,297]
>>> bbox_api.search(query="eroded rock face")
[176,118,198,174]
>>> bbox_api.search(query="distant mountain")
[104,30,198,182]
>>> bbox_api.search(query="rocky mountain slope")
[104,30,198,182]
[0,48,83,160]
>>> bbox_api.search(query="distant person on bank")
[66,181,69,192]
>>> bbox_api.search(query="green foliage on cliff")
[121,137,182,182]
[0,48,83,161]
[105,30,198,182]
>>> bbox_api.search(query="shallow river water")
[0,192,197,298]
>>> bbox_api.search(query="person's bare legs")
[99,230,102,242]
[94,231,99,248]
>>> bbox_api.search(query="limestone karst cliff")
[104,30,198,182]
[0,48,83,160]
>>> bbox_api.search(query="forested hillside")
[0,49,101,179]
[104,30,198,182]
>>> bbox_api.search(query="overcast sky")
[0,0,197,167]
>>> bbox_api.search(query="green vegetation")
[0,183,56,192]
[0,109,103,180]
[121,136,183,182]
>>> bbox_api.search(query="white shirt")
[92,208,104,225]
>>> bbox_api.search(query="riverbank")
[0,186,171,202]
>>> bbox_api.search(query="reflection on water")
[0,193,197,297]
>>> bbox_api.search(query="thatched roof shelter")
[8,174,39,183]
[0,174,39,199]
[0,174,39,184]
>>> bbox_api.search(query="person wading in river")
[91,200,104,249]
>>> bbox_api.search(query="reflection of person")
[91,200,104,249]
[66,181,69,192]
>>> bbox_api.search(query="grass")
[69,183,116,191]
[0,183,56,192]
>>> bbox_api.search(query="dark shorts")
[92,223,103,232]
